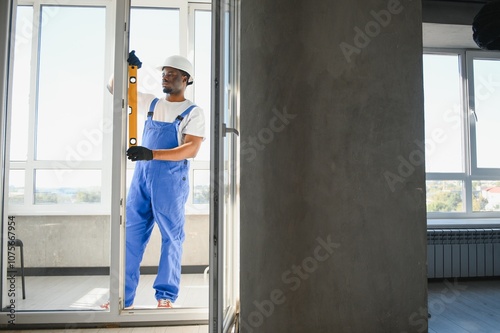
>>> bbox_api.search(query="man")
[104,51,205,309]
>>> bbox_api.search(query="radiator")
[427,229,500,278]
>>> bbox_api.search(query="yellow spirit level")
[128,65,138,147]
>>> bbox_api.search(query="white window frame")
[467,50,500,176]
[185,2,211,215]
[425,48,500,224]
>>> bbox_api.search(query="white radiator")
[427,229,500,278]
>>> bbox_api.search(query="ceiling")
[423,23,479,48]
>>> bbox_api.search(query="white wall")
[12,215,208,268]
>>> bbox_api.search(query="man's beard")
[163,87,173,94]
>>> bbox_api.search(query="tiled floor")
[3,274,210,331]
[13,274,208,311]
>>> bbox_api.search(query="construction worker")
[104,51,205,309]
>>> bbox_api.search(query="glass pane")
[472,180,500,212]
[35,169,101,204]
[193,9,211,162]
[426,180,464,212]
[130,7,180,87]
[8,169,25,205]
[129,8,180,146]
[423,54,464,173]
[473,59,500,168]
[193,169,210,204]
[36,6,105,160]
[2,5,111,315]
[10,6,33,161]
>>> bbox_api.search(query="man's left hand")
[127,146,153,161]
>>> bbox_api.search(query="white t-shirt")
[137,92,205,145]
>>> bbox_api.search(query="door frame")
[210,0,240,331]
[0,0,208,326]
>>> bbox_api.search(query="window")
[8,2,110,215]
[8,0,211,215]
[424,50,500,220]
[470,58,500,170]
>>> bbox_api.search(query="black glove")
[127,146,153,161]
[127,50,142,68]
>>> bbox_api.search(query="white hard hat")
[157,55,194,83]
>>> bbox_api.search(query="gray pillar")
[240,0,427,332]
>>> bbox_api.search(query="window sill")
[428,218,500,228]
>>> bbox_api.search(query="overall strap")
[175,104,198,123]
[147,98,160,118]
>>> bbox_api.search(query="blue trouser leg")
[153,236,183,301]
[150,161,189,302]
[125,163,154,307]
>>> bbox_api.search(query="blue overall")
[125,98,197,306]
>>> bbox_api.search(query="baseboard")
[428,276,500,283]
[140,265,208,275]
[16,265,208,276]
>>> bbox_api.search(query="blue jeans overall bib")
[125,98,196,306]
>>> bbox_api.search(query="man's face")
[162,66,186,94]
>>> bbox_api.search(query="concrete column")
[240,0,427,332]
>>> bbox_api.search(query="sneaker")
[157,299,173,308]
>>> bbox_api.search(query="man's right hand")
[127,50,142,68]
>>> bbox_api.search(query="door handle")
[223,123,239,137]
